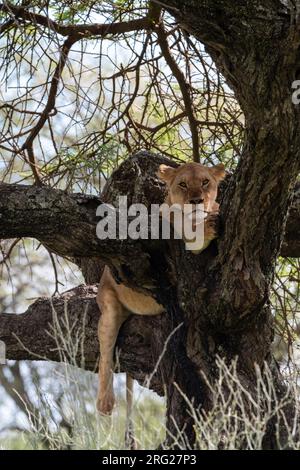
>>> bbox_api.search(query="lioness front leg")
[96,289,129,415]
[204,211,220,244]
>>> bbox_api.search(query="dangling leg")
[125,374,137,450]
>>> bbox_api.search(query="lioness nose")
[189,197,204,205]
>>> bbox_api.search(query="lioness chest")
[100,266,164,316]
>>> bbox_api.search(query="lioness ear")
[157,164,176,184]
[210,163,226,181]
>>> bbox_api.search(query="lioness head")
[157,162,226,212]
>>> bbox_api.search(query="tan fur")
[96,162,225,419]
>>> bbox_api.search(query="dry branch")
[0,3,152,39]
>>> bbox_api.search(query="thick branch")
[154,1,288,105]
[21,35,76,185]
[0,285,164,395]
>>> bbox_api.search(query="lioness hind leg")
[96,289,128,415]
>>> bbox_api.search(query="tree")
[0,1,300,449]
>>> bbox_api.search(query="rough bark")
[0,155,298,260]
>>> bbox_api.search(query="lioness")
[96,161,225,418]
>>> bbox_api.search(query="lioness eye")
[179,182,187,188]
[203,179,209,186]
